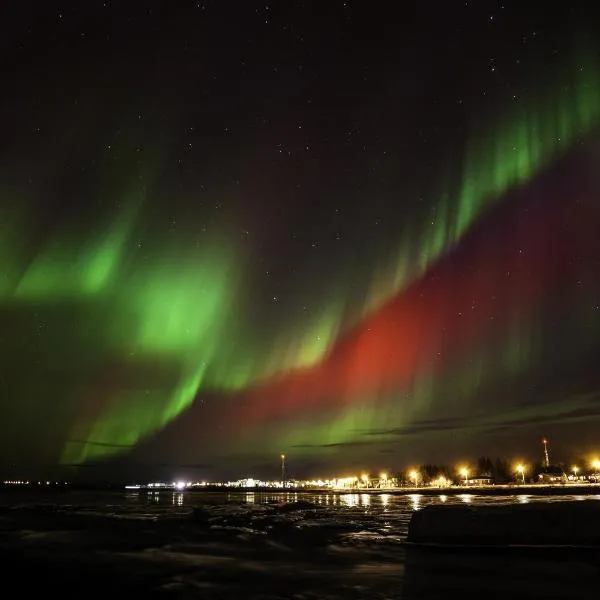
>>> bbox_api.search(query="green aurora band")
[1,48,599,465]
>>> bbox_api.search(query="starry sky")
[1,1,600,482]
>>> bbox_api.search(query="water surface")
[1,490,598,598]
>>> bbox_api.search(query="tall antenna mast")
[542,438,550,468]
[280,454,286,484]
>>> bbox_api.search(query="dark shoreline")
[3,483,600,497]
[246,484,600,497]
[148,484,600,497]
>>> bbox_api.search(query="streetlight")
[572,465,579,480]
[379,472,388,488]
[408,470,419,487]
[458,467,469,486]
[515,463,526,485]
[361,473,369,488]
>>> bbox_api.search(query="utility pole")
[280,454,286,485]
[542,438,550,468]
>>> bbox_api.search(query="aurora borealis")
[2,2,600,481]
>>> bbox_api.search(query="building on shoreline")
[537,466,567,484]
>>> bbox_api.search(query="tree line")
[393,457,561,485]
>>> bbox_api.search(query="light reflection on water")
[409,494,422,511]
[130,490,600,514]
[342,493,359,507]
[73,489,600,543]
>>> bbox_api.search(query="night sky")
[2,1,600,482]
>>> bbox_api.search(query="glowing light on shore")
[515,463,527,484]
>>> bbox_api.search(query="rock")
[406,501,600,546]
[276,500,317,513]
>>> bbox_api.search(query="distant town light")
[515,463,526,484]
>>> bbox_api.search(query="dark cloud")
[365,393,600,439]
[290,440,379,449]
